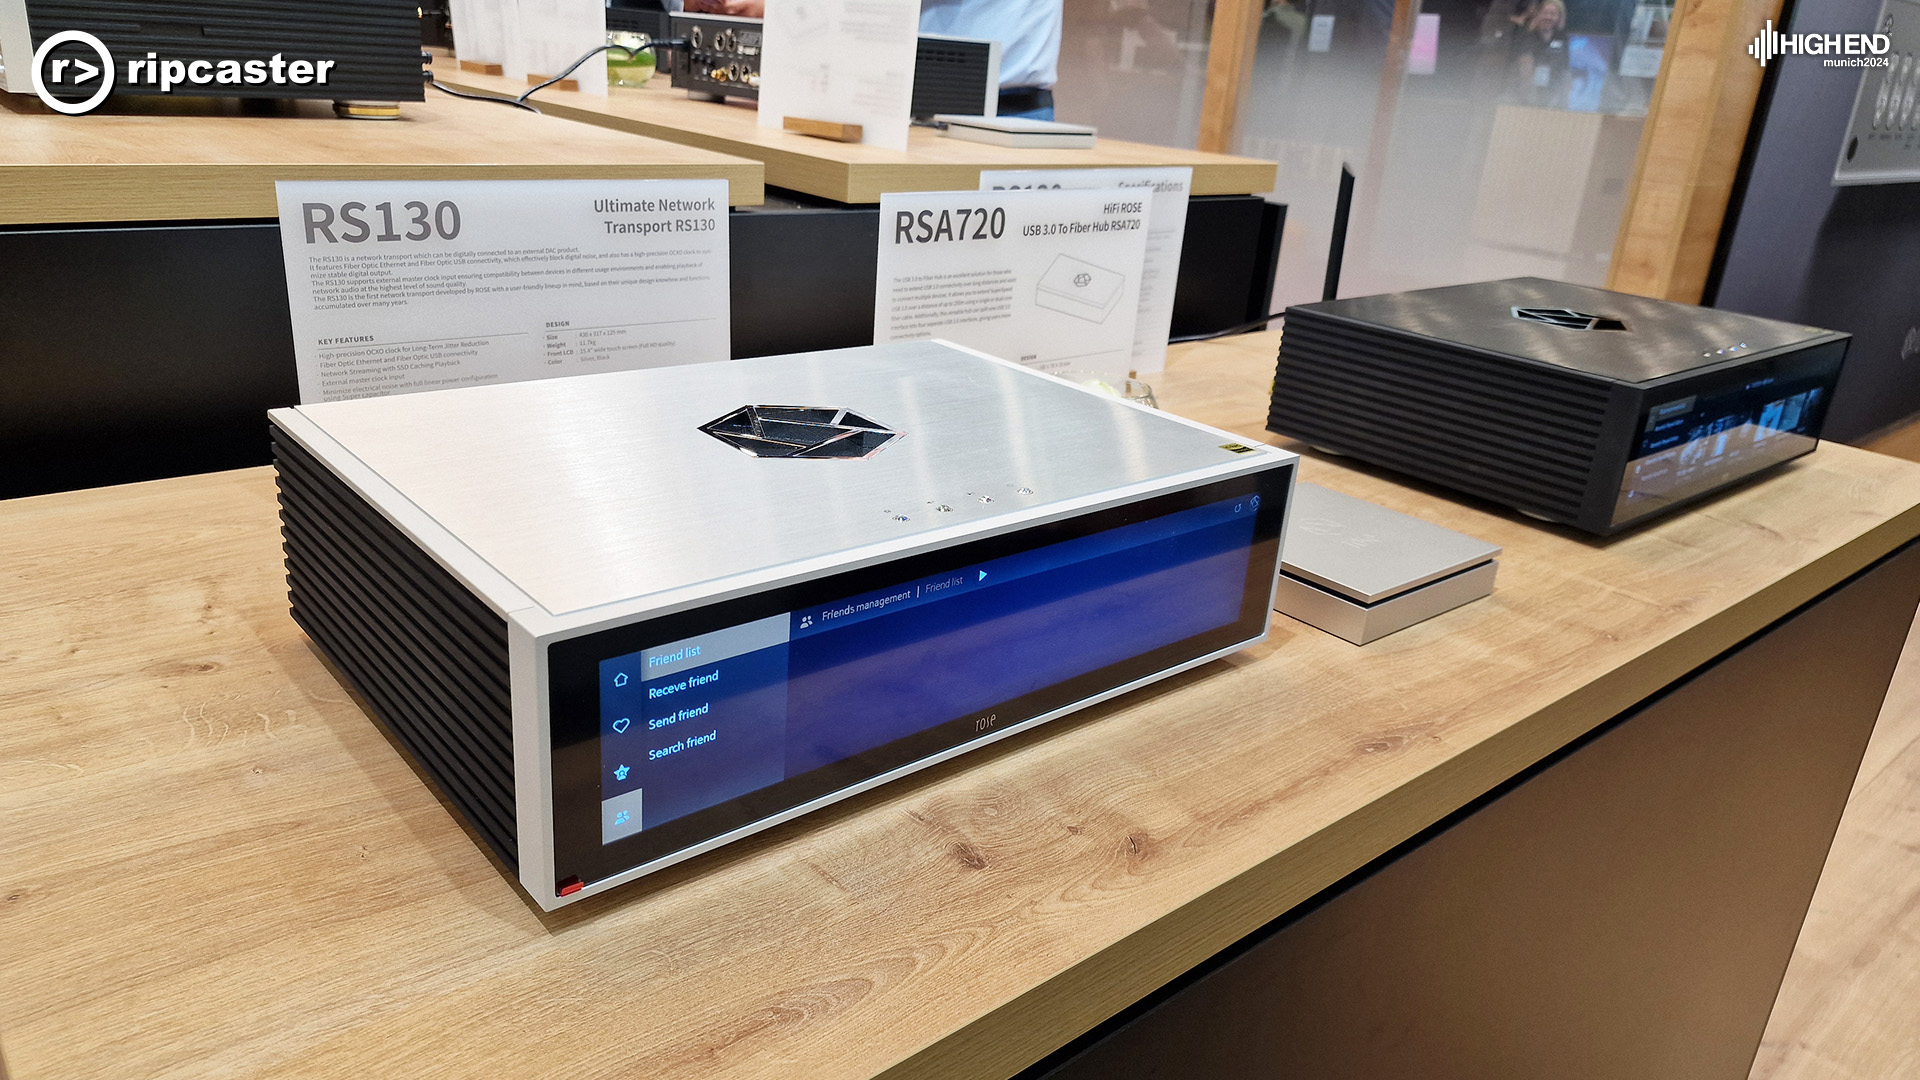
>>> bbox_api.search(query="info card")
[978,167,1192,374]
[757,0,918,150]
[276,179,730,403]
[873,188,1150,381]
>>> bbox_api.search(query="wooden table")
[5,332,1920,1079]
[0,91,764,223]
[430,58,1276,203]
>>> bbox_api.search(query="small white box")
[934,114,1098,148]
[1275,484,1500,644]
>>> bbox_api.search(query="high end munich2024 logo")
[1748,17,1893,67]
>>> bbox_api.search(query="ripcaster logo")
[1748,19,1892,66]
[31,28,339,115]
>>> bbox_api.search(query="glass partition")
[1243,0,1670,306]
[1056,0,1217,149]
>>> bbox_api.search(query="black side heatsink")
[273,426,517,869]
[1269,311,1611,523]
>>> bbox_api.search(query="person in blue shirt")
[918,0,1063,119]
[691,0,1062,120]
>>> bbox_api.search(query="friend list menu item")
[873,188,1151,382]
[276,179,730,404]
[978,167,1192,375]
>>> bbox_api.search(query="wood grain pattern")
[1606,0,1782,302]
[4,332,1920,1080]
[1747,597,1920,1080]
[0,91,765,224]
[1196,0,1264,153]
[431,57,1278,202]
[783,117,864,143]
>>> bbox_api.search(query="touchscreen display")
[596,495,1259,841]
[545,472,1287,889]
[1614,374,1830,524]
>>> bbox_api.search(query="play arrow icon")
[978,570,987,581]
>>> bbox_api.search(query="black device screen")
[1614,346,1844,525]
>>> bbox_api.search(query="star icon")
[614,764,630,781]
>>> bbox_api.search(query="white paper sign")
[275,179,731,404]
[874,189,1151,381]
[448,0,511,71]
[513,0,608,95]
[757,0,918,151]
[450,0,608,94]
[978,167,1192,375]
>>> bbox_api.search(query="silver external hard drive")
[1274,483,1500,644]
[270,341,1296,908]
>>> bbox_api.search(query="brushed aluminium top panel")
[1281,483,1501,603]
[291,341,1266,617]
[1294,277,1841,384]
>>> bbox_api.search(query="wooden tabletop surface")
[431,57,1277,203]
[0,91,765,225]
[4,332,1920,1080]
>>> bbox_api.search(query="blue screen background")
[599,498,1259,836]
[782,523,1250,774]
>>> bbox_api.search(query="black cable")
[519,40,686,105]
[1169,311,1285,345]
[425,40,685,112]
[427,74,541,112]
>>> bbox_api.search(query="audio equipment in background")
[1831,0,1920,184]
[1269,278,1848,535]
[911,33,998,118]
[654,12,996,119]
[0,0,426,105]
[667,11,760,98]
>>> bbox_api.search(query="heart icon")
[613,717,631,734]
